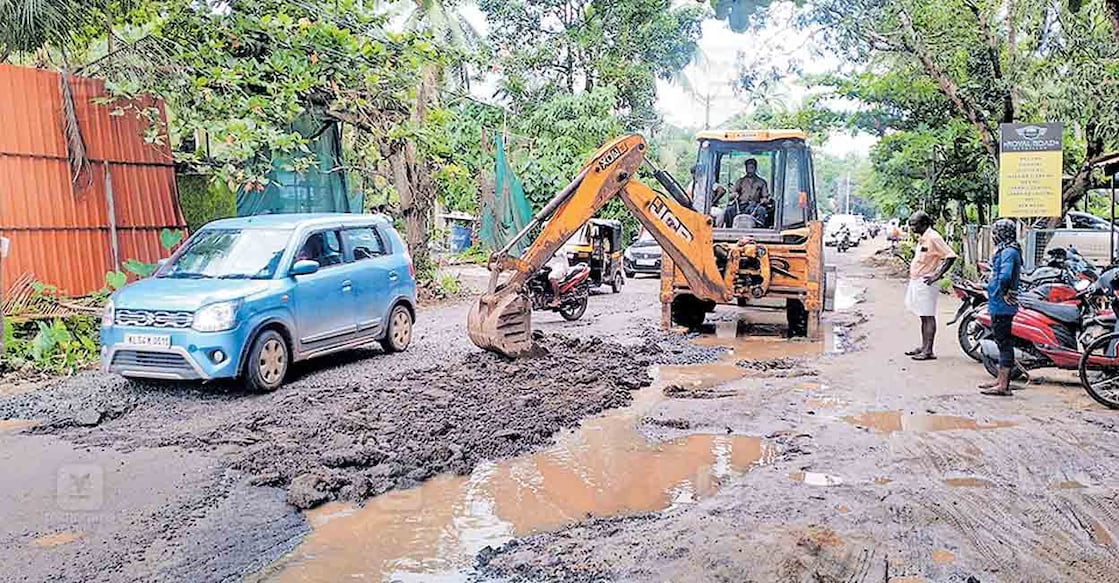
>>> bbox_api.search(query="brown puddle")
[844,411,1016,435]
[692,321,836,359]
[31,531,83,548]
[659,362,747,390]
[0,419,41,434]
[1090,520,1113,547]
[931,549,955,565]
[943,477,994,488]
[270,383,774,581]
[1052,480,1087,490]
[873,477,893,485]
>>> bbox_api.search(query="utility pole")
[845,173,851,214]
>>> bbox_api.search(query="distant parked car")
[101,214,417,392]
[623,230,662,277]
[1035,211,1119,267]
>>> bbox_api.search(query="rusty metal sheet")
[0,64,185,298]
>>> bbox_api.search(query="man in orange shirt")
[904,211,957,361]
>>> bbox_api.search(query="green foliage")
[478,0,704,129]
[2,316,99,375]
[436,271,462,296]
[104,271,127,291]
[177,174,236,232]
[121,227,183,279]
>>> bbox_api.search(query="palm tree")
[401,0,481,88]
[0,0,129,60]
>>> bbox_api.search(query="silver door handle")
[342,280,353,291]
[389,272,399,280]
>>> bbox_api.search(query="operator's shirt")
[910,228,956,281]
[733,175,769,203]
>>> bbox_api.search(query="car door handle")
[388,271,399,281]
[341,279,353,291]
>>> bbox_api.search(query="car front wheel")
[381,305,413,353]
[245,330,289,393]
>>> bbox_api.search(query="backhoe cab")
[665,130,828,335]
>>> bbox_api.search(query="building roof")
[695,129,808,143]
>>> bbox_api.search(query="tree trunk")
[390,65,439,273]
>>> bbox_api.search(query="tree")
[478,0,704,129]
[86,0,444,267]
[0,0,134,59]
[811,0,1119,213]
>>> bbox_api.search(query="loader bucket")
[467,293,534,358]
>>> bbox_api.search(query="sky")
[459,2,878,158]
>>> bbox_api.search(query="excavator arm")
[468,134,735,357]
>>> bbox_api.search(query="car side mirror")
[291,259,320,276]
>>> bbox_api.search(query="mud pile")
[2,334,659,509]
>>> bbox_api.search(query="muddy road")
[4,242,1119,582]
[0,268,715,582]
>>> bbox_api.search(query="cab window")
[344,227,387,261]
[295,230,344,268]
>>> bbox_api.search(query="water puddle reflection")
[272,384,774,582]
[30,531,83,548]
[693,321,838,359]
[844,411,1016,435]
[0,419,40,434]
[789,471,844,486]
[943,476,994,488]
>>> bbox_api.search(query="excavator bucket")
[467,292,534,358]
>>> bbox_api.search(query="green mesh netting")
[236,116,362,216]
[480,135,532,256]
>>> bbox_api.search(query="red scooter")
[974,274,1115,381]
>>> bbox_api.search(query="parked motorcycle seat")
[1020,297,1081,324]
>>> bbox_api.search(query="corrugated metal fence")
[0,64,185,296]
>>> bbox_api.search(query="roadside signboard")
[998,122,1063,217]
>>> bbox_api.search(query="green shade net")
[480,135,533,256]
[236,116,362,216]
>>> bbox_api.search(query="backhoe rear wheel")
[671,294,707,330]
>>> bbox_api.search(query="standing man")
[979,219,1023,396]
[904,211,957,361]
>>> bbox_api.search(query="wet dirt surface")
[473,242,1119,583]
[265,378,774,581]
[8,242,1119,582]
[0,273,719,581]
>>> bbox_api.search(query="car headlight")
[101,299,115,327]
[192,300,239,332]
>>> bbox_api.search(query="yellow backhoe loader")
[467,133,826,358]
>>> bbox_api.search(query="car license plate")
[124,334,171,348]
[637,259,656,267]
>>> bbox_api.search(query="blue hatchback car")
[100,214,417,391]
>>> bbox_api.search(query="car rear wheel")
[381,305,413,353]
[245,330,288,393]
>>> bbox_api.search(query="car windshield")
[161,228,292,280]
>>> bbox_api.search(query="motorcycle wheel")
[611,271,624,294]
[1078,332,1119,409]
[559,291,589,321]
[956,310,989,363]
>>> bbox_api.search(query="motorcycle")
[949,246,1099,361]
[974,268,1117,383]
[527,263,592,321]
[836,230,854,253]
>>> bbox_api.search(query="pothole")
[267,381,775,581]
[844,411,1017,435]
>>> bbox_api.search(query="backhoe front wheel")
[787,299,809,338]
[671,294,708,330]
